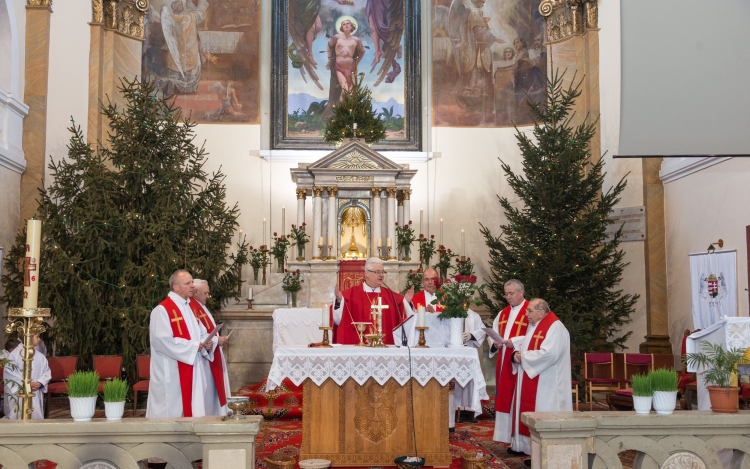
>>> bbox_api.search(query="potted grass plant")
[67,371,100,421]
[631,373,653,414]
[684,342,749,413]
[649,368,678,415]
[103,378,128,421]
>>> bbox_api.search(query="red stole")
[161,297,195,417]
[516,312,559,437]
[332,285,406,345]
[494,302,529,413]
[412,290,442,312]
[189,298,228,407]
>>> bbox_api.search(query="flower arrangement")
[282,269,304,307]
[395,221,417,260]
[453,256,475,277]
[419,234,436,268]
[249,246,269,284]
[433,274,484,319]
[434,245,453,281]
[270,233,292,273]
[290,223,309,260]
[405,268,423,294]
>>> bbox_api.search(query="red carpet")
[237,378,303,419]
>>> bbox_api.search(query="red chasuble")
[516,311,559,437]
[412,290,441,312]
[160,297,195,417]
[495,302,529,413]
[332,284,407,345]
[189,297,228,407]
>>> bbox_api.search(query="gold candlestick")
[6,307,51,420]
[415,326,429,348]
[312,243,323,261]
[319,326,333,347]
[246,298,254,311]
[261,247,269,285]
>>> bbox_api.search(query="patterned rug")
[237,378,304,419]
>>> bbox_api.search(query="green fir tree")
[479,72,638,364]
[323,73,386,145]
[0,77,249,376]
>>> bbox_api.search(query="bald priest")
[332,257,416,345]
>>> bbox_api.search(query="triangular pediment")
[308,139,403,171]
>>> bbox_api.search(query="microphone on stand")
[382,282,408,347]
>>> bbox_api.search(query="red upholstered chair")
[623,353,654,388]
[132,355,150,416]
[584,353,621,402]
[93,355,123,392]
[44,356,78,418]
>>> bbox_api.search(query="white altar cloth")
[272,308,323,353]
[267,345,490,415]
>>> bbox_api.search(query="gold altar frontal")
[300,377,452,467]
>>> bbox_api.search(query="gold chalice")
[224,396,249,420]
[353,322,372,346]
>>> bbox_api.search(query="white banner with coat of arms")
[690,250,737,329]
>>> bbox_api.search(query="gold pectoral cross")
[170,309,185,335]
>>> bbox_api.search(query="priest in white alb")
[509,298,572,457]
[3,334,51,420]
[147,269,212,418]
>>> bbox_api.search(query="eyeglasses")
[423,277,437,283]
[367,270,386,275]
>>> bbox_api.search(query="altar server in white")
[510,298,571,456]
[191,279,231,416]
[3,334,51,420]
[146,270,211,418]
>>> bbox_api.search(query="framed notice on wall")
[689,250,738,330]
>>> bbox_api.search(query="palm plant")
[684,342,750,388]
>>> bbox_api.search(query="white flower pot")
[632,395,652,414]
[105,401,126,421]
[652,391,678,415]
[69,396,97,421]
[448,318,464,348]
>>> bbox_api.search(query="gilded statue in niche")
[142,0,261,123]
[432,0,547,127]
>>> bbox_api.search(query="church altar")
[267,346,488,467]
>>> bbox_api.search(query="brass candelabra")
[261,247,269,285]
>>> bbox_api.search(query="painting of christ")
[142,0,261,123]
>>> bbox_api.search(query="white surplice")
[196,301,229,416]
[510,318,572,454]
[146,291,211,418]
[486,300,527,442]
[3,344,51,420]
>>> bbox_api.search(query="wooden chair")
[623,353,654,388]
[132,355,150,416]
[93,355,123,392]
[44,356,78,418]
[584,353,621,403]
[572,381,579,411]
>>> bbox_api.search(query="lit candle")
[318,236,324,246]
[263,218,267,247]
[248,288,253,300]
[418,306,426,327]
[386,237,392,247]
[440,219,444,245]
[282,206,286,236]
[420,208,423,237]
[23,219,42,309]
[322,306,330,327]
[461,229,465,257]
[377,238,382,247]
[238,229,243,245]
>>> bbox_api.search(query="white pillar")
[371,187,382,258]
[403,189,412,228]
[386,187,397,260]
[321,199,328,258]
[327,187,338,260]
[312,186,323,259]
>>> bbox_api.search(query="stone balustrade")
[0,415,263,469]
[523,411,750,469]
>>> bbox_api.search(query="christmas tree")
[0,78,249,376]
[479,71,638,362]
[323,73,386,145]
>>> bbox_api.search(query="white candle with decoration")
[282,206,286,236]
[263,218,267,247]
[322,305,330,327]
[23,219,42,309]
[418,306,426,327]
[461,229,465,256]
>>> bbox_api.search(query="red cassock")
[412,290,442,312]
[332,285,407,345]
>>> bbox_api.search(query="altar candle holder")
[246,298,254,311]
[313,242,324,261]
[415,326,429,348]
[6,307,51,420]
[319,326,333,347]
[261,247,269,285]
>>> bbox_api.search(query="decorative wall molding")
[659,157,733,184]
[259,149,432,164]
[539,0,598,44]
[0,87,29,174]
[27,0,52,9]
[91,0,148,40]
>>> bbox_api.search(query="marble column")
[386,187,397,260]
[321,199,328,258]
[327,187,338,260]
[403,189,412,228]
[396,192,404,230]
[296,189,306,227]
[19,0,53,222]
[371,187,382,258]
[312,186,323,260]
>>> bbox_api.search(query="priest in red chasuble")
[510,298,572,456]
[412,268,441,312]
[332,257,415,345]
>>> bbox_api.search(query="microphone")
[382,282,408,347]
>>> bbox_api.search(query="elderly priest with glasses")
[331,257,415,345]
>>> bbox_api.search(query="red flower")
[470,275,477,283]
[467,257,471,261]
[395,222,398,226]
[296,269,300,273]
[254,249,258,253]
[249,246,254,250]
[287,234,290,238]
[444,278,451,284]
[431,235,435,239]
[274,232,277,236]
[419,233,424,238]
[285,269,288,272]
[302,222,306,226]
[456,258,460,262]
[417,268,421,272]
[409,220,413,224]
[291,224,295,228]
[409,269,413,273]
[456,274,463,283]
